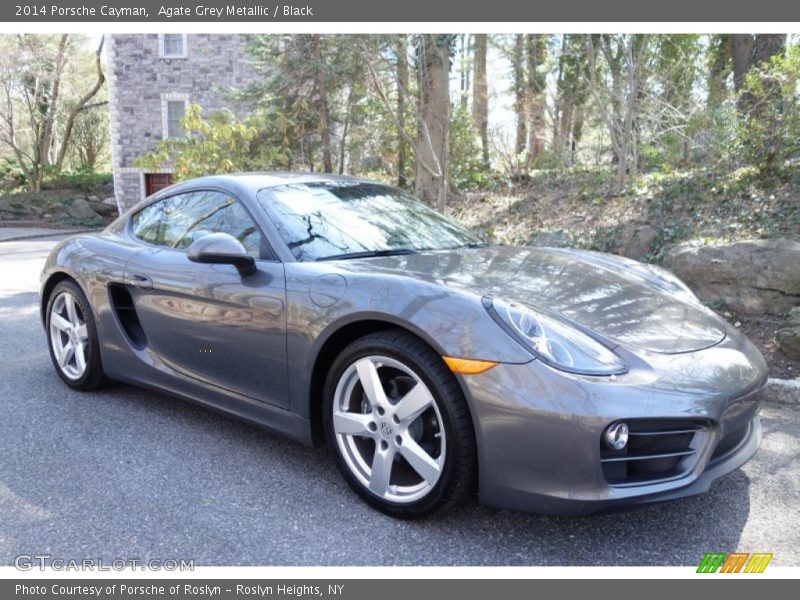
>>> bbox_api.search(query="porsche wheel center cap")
[379,421,393,439]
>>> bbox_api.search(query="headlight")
[483,296,628,376]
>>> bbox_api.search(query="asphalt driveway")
[1,232,798,566]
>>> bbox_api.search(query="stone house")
[107,34,252,212]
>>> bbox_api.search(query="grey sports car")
[40,173,767,517]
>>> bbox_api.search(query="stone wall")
[107,34,254,212]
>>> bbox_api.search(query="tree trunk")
[552,35,568,153]
[751,34,786,67]
[472,34,489,166]
[39,35,69,169]
[312,34,333,173]
[459,34,470,110]
[731,34,753,92]
[707,34,731,109]
[338,84,355,174]
[513,34,527,156]
[55,36,106,171]
[415,34,451,212]
[559,99,574,154]
[736,34,785,117]
[525,34,546,168]
[396,35,409,187]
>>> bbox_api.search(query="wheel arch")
[306,316,475,448]
[40,270,78,325]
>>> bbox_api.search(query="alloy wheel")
[332,355,446,504]
[49,291,89,380]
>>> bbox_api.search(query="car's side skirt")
[106,367,314,446]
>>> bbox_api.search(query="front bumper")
[462,326,767,516]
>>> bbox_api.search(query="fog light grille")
[601,419,708,486]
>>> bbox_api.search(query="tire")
[45,279,108,391]
[323,329,476,518]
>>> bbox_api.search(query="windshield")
[257,181,481,261]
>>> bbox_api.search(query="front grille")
[601,419,708,487]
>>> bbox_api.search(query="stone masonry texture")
[107,34,253,211]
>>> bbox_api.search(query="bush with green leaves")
[736,45,800,178]
[135,104,296,181]
[42,168,113,191]
[448,104,490,190]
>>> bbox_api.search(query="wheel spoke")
[74,342,87,374]
[333,411,373,436]
[355,358,388,409]
[395,382,434,423]
[51,313,72,333]
[58,342,75,368]
[369,446,395,496]
[74,323,88,342]
[64,294,78,325]
[399,437,441,486]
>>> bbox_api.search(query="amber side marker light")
[442,356,498,375]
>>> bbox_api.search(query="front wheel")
[45,279,107,390]
[323,330,475,518]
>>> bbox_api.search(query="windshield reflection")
[257,181,480,261]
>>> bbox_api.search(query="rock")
[776,307,800,360]
[87,201,118,218]
[616,224,658,259]
[529,230,572,248]
[762,378,800,404]
[66,197,100,220]
[47,204,71,221]
[663,238,800,315]
[87,195,100,203]
[102,196,117,206]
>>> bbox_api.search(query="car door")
[124,189,290,408]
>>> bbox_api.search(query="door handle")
[128,274,153,290]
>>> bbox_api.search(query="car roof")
[160,172,384,196]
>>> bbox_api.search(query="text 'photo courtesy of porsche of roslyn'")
[0,16,799,581]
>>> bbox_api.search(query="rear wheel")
[324,330,475,518]
[46,280,107,390]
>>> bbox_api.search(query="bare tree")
[312,34,334,173]
[0,34,106,191]
[55,35,106,170]
[359,36,448,210]
[585,34,650,186]
[396,35,409,186]
[458,34,471,110]
[512,34,526,156]
[415,34,451,211]
[472,34,489,166]
[525,34,547,168]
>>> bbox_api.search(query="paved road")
[1,234,798,566]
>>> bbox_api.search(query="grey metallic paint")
[40,174,767,515]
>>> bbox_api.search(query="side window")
[130,191,263,257]
[130,199,166,245]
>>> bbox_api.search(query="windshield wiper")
[453,241,489,249]
[316,248,419,261]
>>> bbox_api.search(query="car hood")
[337,245,726,355]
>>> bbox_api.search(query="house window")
[160,34,186,58]
[166,100,186,138]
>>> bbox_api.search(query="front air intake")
[600,419,709,487]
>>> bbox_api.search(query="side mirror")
[187,233,256,276]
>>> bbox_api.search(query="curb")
[763,378,800,405]
[0,228,96,243]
